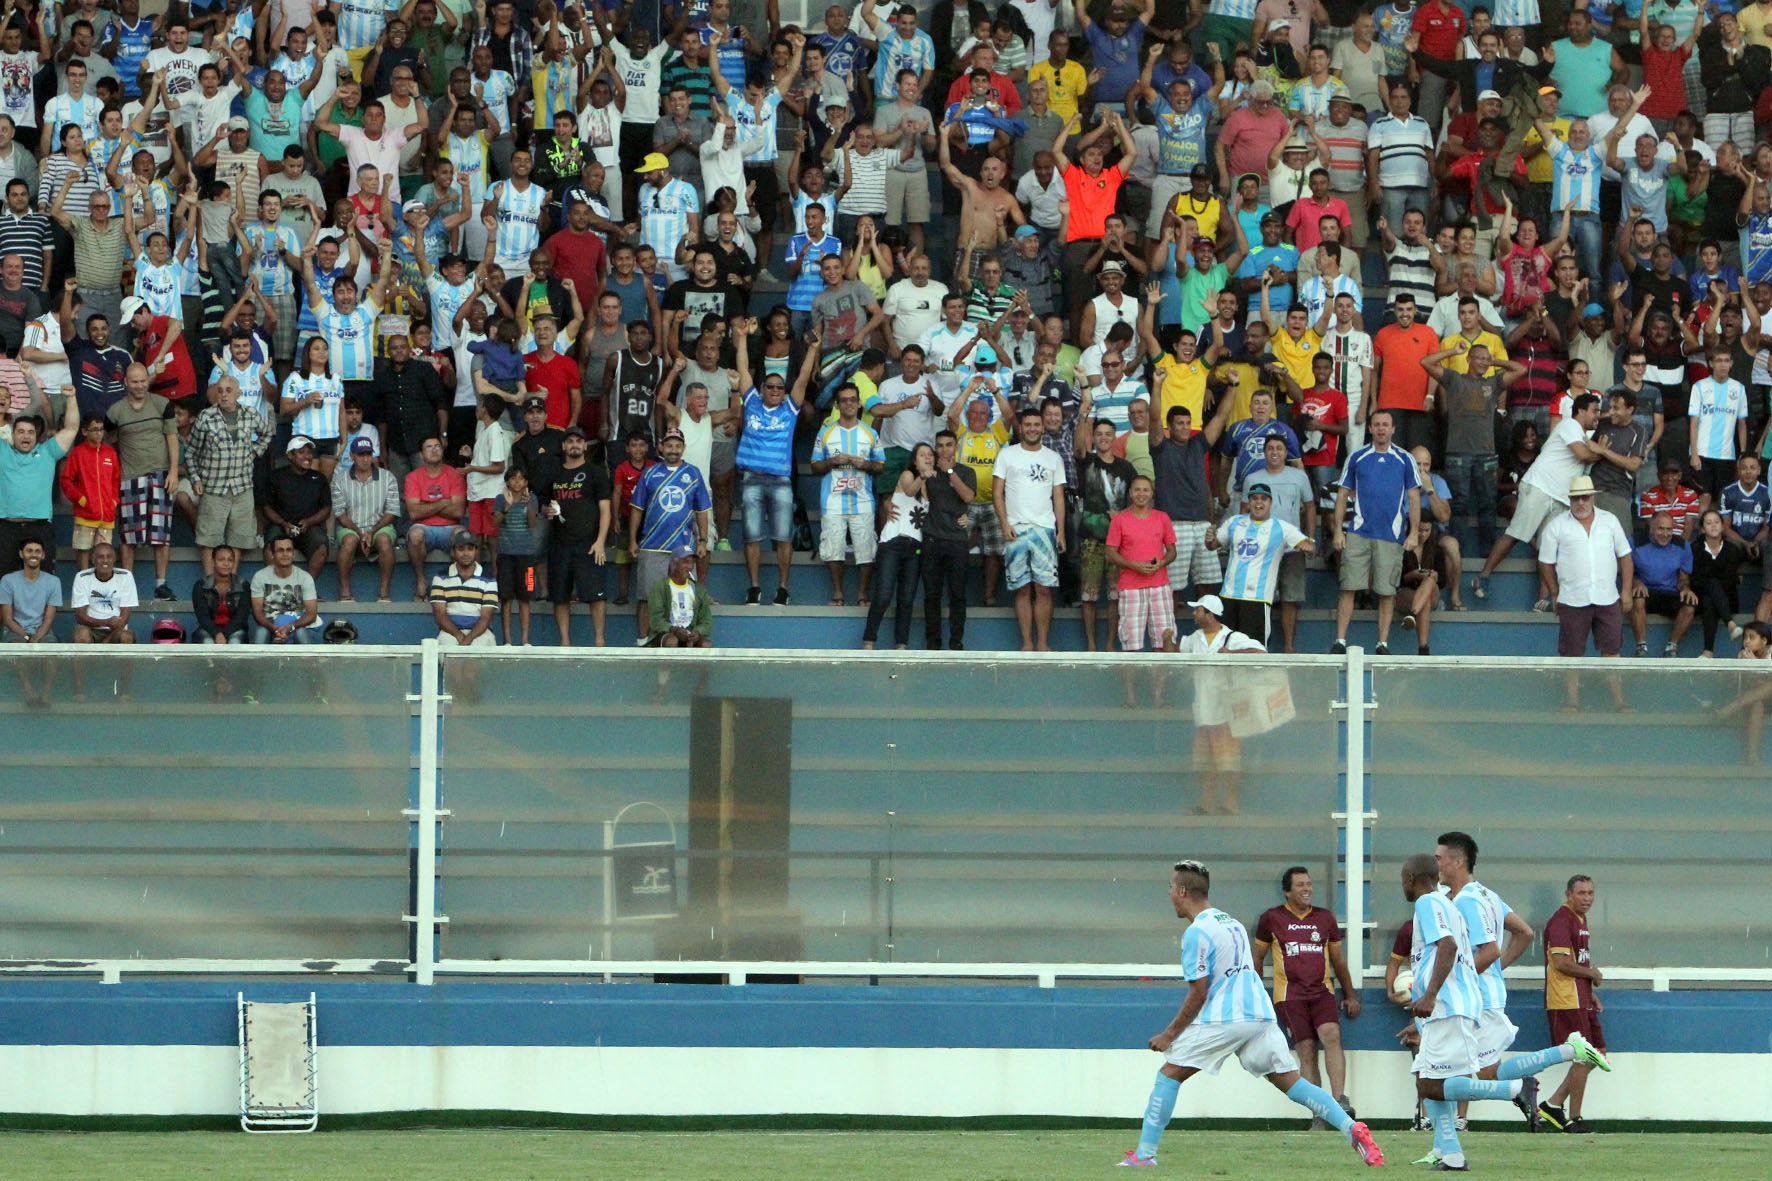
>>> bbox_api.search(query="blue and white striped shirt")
[785,231,842,311]
[283,370,345,440]
[1183,908,1277,1025]
[1410,891,1485,1022]
[1217,515,1307,604]
[298,265,346,335]
[209,357,271,415]
[735,388,797,477]
[334,0,399,51]
[1689,376,1746,460]
[1548,138,1604,215]
[1448,880,1513,1014]
[638,178,700,280]
[318,302,379,381]
[244,223,301,297]
[133,260,183,317]
[490,178,547,262]
[731,91,782,164]
[813,421,885,515]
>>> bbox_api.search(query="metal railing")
[0,643,1766,991]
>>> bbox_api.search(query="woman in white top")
[280,336,346,477]
[862,441,934,650]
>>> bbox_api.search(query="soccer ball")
[1395,970,1414,995]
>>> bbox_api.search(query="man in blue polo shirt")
[735,334,816,606]
[0,392,79,576]
[1626,509,1696,657]
[1329,407,1421,655]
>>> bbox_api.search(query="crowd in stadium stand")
[2,0,1772,657]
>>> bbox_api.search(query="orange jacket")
[59,440,121,526]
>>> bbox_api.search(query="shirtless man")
[937,116,1027,283]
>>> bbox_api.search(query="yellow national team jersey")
[960,422,1010,498]
[1213,359,1270,424]
[1157,356,1210,424]
[1170,195,1222,242]
[1270,328,1323,396]
[1440,331,1508,375]
[1523,117,1570,186]
[1028,59,1088,123]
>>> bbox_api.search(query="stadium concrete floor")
[0,1127,1761,1177]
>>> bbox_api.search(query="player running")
[1427,831,1609,1161]
[1118,860,1382,1168]
[1252,866,1361,1128]
[1402,854,1606,1172]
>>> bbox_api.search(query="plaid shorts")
[1118,584,1177,651]
[266,292,298,362]
[1169,520,1222,590]
[118,472,172,546]
[969,501,1005,557]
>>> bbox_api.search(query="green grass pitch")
[0,1128,1762,1178]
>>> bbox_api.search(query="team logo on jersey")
[657,484,688,513]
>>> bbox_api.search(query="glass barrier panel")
[1368,659,1771,971]
[0,649,414,962]
[437,653,1344,965]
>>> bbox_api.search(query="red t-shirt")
[1640,45,1690,120]
[1373,322,1439,411]
[140,316,196,402]
[1286,196,1352,254]
[943,71,1022,114]
[1062,161,1126,242]
[543,227,607,304]
[1254,904,1344,1001]
[1298,385,1349,468]
[524,349,581,429]
[1105,507,1174,591]
[403,464,467,526]
[612,457,652,520]
[1411,2,1465,61]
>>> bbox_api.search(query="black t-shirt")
[267,467,329,525]
[1643,337,1688,422]
[663,279,745,349]
[0,284,43,354]
[499,276,570,335]
[1705,173,1747,240]
[512,425,565,490]
[925,464,978,542]
[547,459,612,546]
[1151,432,1212,523]
[710,241,755,289]
[1630,269,1686,319]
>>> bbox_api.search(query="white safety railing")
[0,643,1765,990]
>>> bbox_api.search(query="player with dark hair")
[1117,860,1382,1167]
[1429,831,1606,1162]
[1539,874,1610,1133]
[1252,865,1361,1126]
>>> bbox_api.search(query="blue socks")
[1135,1072,1180,1160]
[1444,1076,1521,1101]
[1426,1097,1464,1167]
[1286,1078,1355,1136]
[1498,1044,1574,1080]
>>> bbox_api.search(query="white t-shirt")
[870,375,938,450]
[70,568,139,622]
[1523,415,1592,502]
[467,419,514,501]
[146,46,215,108]
[882,278,948,350]
[992,443,1066,530]
[180,81,241,143]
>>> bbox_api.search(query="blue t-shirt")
[468,338,526,384]
[735,388,797,477]
[1151,92,1212,175]
[1224,418,1301,493]
[1236,245,1299,314]
[0,568,61,633]
[1721,481,1771,538]
[1632,537,1692,593]
[1083,20,1146,115]
[810,30,863,84]
[1338,441,1423,544]
[630,461,713,551]
[0,437,67,520]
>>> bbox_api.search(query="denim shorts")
[741,471,796,543]
[415,523,459,551]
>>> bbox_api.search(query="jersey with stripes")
[1183,907,1278,1025]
